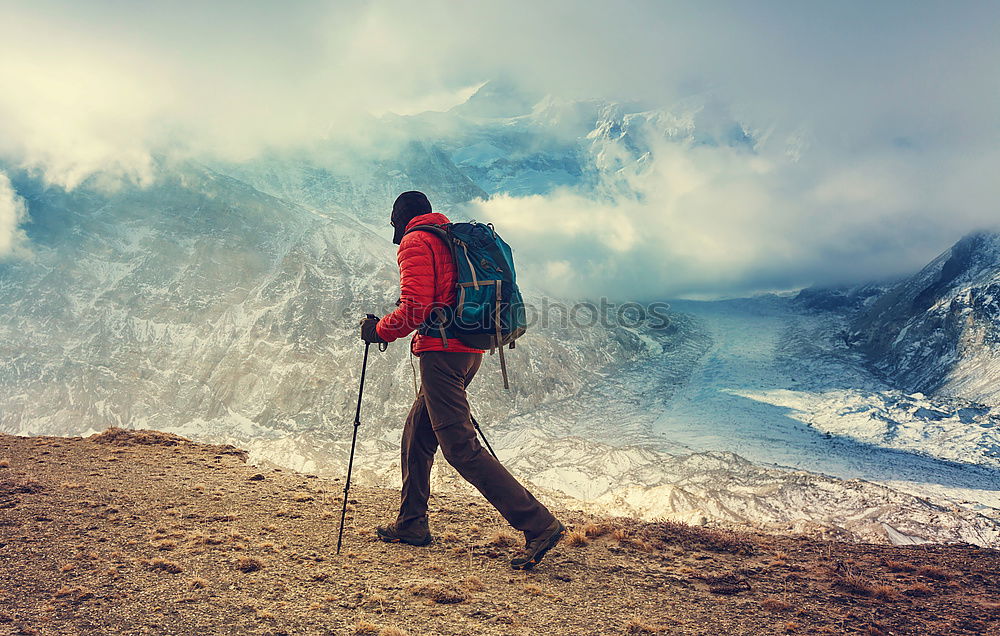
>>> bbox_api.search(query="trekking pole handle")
[365,314,388,352]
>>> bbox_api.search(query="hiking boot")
[375,520,432,547]
[510,519,565,570]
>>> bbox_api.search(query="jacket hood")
[393,211,450,245]
[405,212,450,231]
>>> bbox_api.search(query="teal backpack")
[405,221,526,389]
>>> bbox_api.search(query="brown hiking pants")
[396,351,556,539]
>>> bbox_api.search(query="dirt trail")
[1,430,997,635]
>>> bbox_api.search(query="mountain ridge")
[2,429,997,635]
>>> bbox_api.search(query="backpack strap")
[404,224,456,348]
[495,280,509,390]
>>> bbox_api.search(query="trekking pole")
[337,322,376,555]
[470,414,499,461]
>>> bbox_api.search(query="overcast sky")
[1,0,999,297]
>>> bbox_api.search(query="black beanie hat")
[391,191,432,244]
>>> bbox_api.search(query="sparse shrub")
[761,597,792,612]
[916,565,951,580]
[379,627,408,636]
[353,620,380,635]
[292,493,313,502]
[903,582,934,597]
[524,584,544,596]
[235,557,264,573]
[565,531,589,547]
[613,530,651,552]
[462,576,486,592]
[882,559,916,573]
[60,482,84,489]
[488,530,518,548]
[54,586,94,602]
[584,522,612,538]
[705,572,751,595]
[189,577,209,589]
[783,622,799,633]
[625,617,668,634]
[871,584,899,601]
[407,580,466,604]
[4,477,43,494]
[0,459,10,468]
[833,570,873,596]
[59,563,76,573]
[648,520,755,555]
[198,535,225,546]
[149,559,183,574]
[154,540,177,551]
[440,531,459,542]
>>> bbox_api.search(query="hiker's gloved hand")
[359,315,387,344]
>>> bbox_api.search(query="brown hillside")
[1,430,998,635]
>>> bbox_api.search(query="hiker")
[359,191,564,570]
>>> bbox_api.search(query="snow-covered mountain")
[850,231,1000,405]
[0,158,658,451]
[2,83,999,547]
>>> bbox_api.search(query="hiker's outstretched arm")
[376,233,436,342]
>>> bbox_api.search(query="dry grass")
[648,520,755,556]
[613,529,651,552]
[761,597,792,612]
[235,557,264,573]
[882,559,916,573]
[915,565,952,580]
[625,617,669,634]
[189,577,209,589]
[148,558,182,574]
[407,581,466,604]
[58,563,75,573]
[833,570,874,597]
[871,584,900,601]
[5,429,998,636]
[583,522,612,538]
[903,582,934,597]
[487,530,518,548]
[462,576,485,592]
[565,530,589,547]
[0,458,10,468]
[53,586,94,602]
[353,619,380,635]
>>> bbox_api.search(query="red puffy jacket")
[375,212,485,355]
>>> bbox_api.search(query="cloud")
[465,112,1000,300]
[0,172,29,258]
[1,0,999,295]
